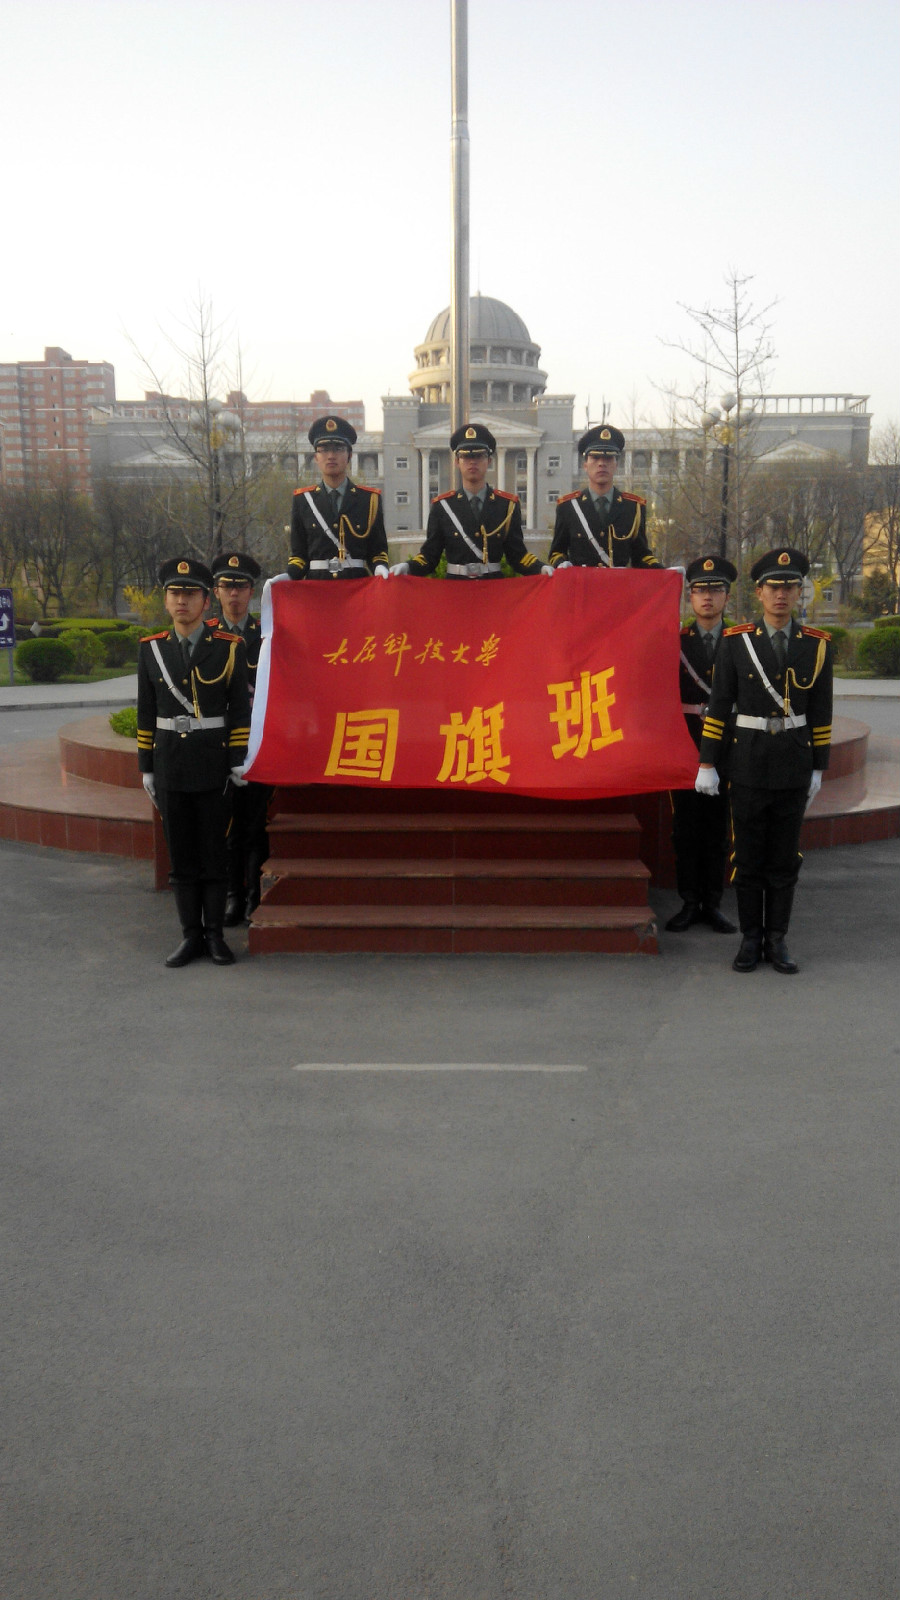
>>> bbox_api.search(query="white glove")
[557,560,573,570]
[695,766,720,797]
[806,770,823,809]
[230,766,249,788]
[390,562,409,577]
[142,773,157,805]
[373,564,389,579]
[540,564,555,577]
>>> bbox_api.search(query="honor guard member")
[137,557,251,968]
[696,547,833,975]
[288,415,389,581]
[548,424,662,571]
[211,551,270,926]
[666,555,738,934]
[391,422,552,579]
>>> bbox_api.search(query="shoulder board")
[800,625,831,641]
[680,623,694,635]
[724,623,755,636]
[293,485,317,496]
[215,629,241,643]
[356,484,381,496]
[558,491,579,504]
[435,490,456,501]
[620,491,646,505]
[141,630,169,642]
[493,489,519,502]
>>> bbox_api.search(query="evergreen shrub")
[16,638,75,682]
[856,628,900,676]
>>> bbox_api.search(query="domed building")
[380,293,576,540]
[409,295,548,408]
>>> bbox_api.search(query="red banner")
[244,569,698,798]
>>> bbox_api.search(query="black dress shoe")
[165,932,205,968]
[732,932,763,973]
[702,905,737,934]
[204,931,236,965]
[764,934,799,975]
[665,901,701,932]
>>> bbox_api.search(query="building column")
[420,450,430,527]
[526,447,537,531]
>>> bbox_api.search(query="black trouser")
[226,782,270,895]
[670,788,730,906]
[729,781,807,894]
[157,786,230,887]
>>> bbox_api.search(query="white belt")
[447,561,502,577]
[735,713,807,733]
[682,702,708,717]
[309,557,367,570]
[156,715,226,733]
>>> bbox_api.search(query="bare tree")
[20,473,93,616]
[660,270,777,607]
[864,422,900,609]
[128,292,290,563]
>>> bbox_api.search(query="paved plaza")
[2,678,899,1599]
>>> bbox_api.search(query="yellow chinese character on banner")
[451,643,470,664]
[325,709,400,782]
[323,638,349,666]
[475,633,501,666]
[352,635,378,664]
[414,637,446,664]
[383,632,411,677]
[437,702,510,786]
[548,668,624,759]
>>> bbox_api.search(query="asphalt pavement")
[2,816,899,1599]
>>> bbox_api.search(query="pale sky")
[2,0,898,433]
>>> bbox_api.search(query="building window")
[470,383,487,403]
[823,589,833,602]
[658,450,678,476]
[548,490,559,503]
[396,491,409,506]
[395,456,408,470]
[471,347,485,363]
[632,450,651,473]
[548,453,560,469]
[516,453,527,469]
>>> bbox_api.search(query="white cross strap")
[440,497,486,563]
[741,632,793,716]
[680,648,711,698]
[151,639,196,717]
[571,498,610,566]
[305,490,342,554]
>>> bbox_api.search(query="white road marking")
[293,1062,588,1073]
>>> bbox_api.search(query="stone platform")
[0,712,897,900]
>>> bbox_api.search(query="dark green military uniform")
[549,485,661,570]
[138,568,251,966]
[408,485,542,578]
[288,479,388,580]
[699,584,832,970]
[671,618,732,916]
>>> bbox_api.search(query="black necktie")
[330,489,342,523]
[180,637,192,671]
[596,496,608,523]
[772,629,786,670]
[702,631,715,664]
[470,495,483,522]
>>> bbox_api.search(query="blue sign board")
[0,588,14,649]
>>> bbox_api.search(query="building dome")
[411,293,547,408]
[424,295,533,346]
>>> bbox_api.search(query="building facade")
[0,347,116,493]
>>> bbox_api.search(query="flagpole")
[449,0,470,439]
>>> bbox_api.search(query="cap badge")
[177,561,190,575]
[703,559,714,571]
[465,427,476,439]
[600,428,611,440]
[228,555,239,567]
[778,551,790,565]
[325,418,337,432]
